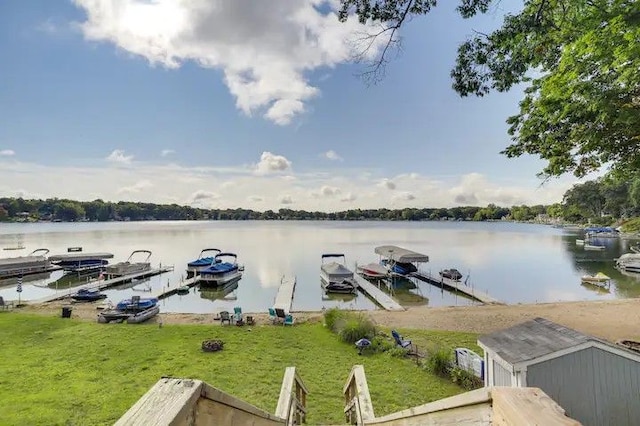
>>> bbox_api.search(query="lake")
[1,221,638,314]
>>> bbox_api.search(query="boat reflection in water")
[0,271,52,288]
[48,271,100,290]
[199,278,240,302]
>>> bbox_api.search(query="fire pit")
[202,339,224,352]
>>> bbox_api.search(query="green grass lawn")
[0,312,479,425]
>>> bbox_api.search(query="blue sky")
[0,0,577,211]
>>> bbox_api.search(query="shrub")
[424,346,452,377]
[338,314,376,344]
[387,347,409,358]
[450,367,483,390]
[323,307,346,333]
[370,335,395,353]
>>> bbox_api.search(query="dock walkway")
[353,275,404,311]
[31,266,174,304]
[273,275,296,313]
[411,272,501,304]
[152,276,198,300]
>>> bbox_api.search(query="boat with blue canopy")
[199,253,242,286]
[71,287,107,302]
[186,248,221,276]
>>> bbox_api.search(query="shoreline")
[19,297,640,343]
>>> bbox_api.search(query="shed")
[478,317,640,426]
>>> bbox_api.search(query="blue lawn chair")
[392,330,412,349]
[268,307,278,324]
[283,314,294,326]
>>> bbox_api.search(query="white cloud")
[378,179,396,190]
[0,150,15,156]
[191,190,220,202]
[323,150,343,161]
[393,191,416,201]
[320,185,341,196]
[254,151,292,175]
[0,158,576,212]
[340,192,356,202]
[117,179,153,194]
[161,149,175,157]
[72,0,386,125]
[106,149,133,164]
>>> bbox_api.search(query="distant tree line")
[0,174,638,224]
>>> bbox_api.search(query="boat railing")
[29,248,50,257]
[275,366,308,425]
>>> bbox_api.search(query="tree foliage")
[339,0,640,177]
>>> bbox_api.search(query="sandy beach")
[21,297,640,343]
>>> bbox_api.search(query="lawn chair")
[246,315,255,326]
[0,296,14,310]
[392,330,412,349]
[275,308,289,325]
[219,311,232,325]
[268,307,279,324]
[283,314,294,326]
[233,306,243,324]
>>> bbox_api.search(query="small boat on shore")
[71,288,107,302]
[105,250,152,277]
[199,253,242,286]
[126,305,160,324]
[186,248,221,276]
[116,296,158,311]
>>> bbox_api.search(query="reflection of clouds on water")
[544,288,586,302]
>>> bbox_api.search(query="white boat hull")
[105,262,151,277]
[199,270,242,286]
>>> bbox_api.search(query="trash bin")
[61,306,72,318]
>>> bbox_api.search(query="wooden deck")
[273,275,296,313]
[353,275,405,311]
[411,272,501,304]
[152,276,198,299]
[31,266,174,304]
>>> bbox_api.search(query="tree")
[339,0,640,177]
[563,181,605,219]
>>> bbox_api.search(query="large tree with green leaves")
[339,0,640,177]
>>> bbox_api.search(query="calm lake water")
[1,221,638,314]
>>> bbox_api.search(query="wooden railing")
[275,367,309,425]
[343,365,375,425]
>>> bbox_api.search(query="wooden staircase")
[116,365,580,425]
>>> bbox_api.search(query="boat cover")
[321,262,353,279]
[374,245,429,263]
[50,252,114,262]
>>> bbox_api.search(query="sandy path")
[19,298,640,343]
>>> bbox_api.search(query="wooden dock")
[152,276,198,300]
[411,272,501,304]
[31,266,174,304]
[353,275,405,311]
[273,275,296,313]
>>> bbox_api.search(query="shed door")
[492,359,512,386]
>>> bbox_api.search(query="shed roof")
[374,245,429,263]
[478,317,616,365]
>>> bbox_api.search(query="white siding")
[492,359,512,386]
